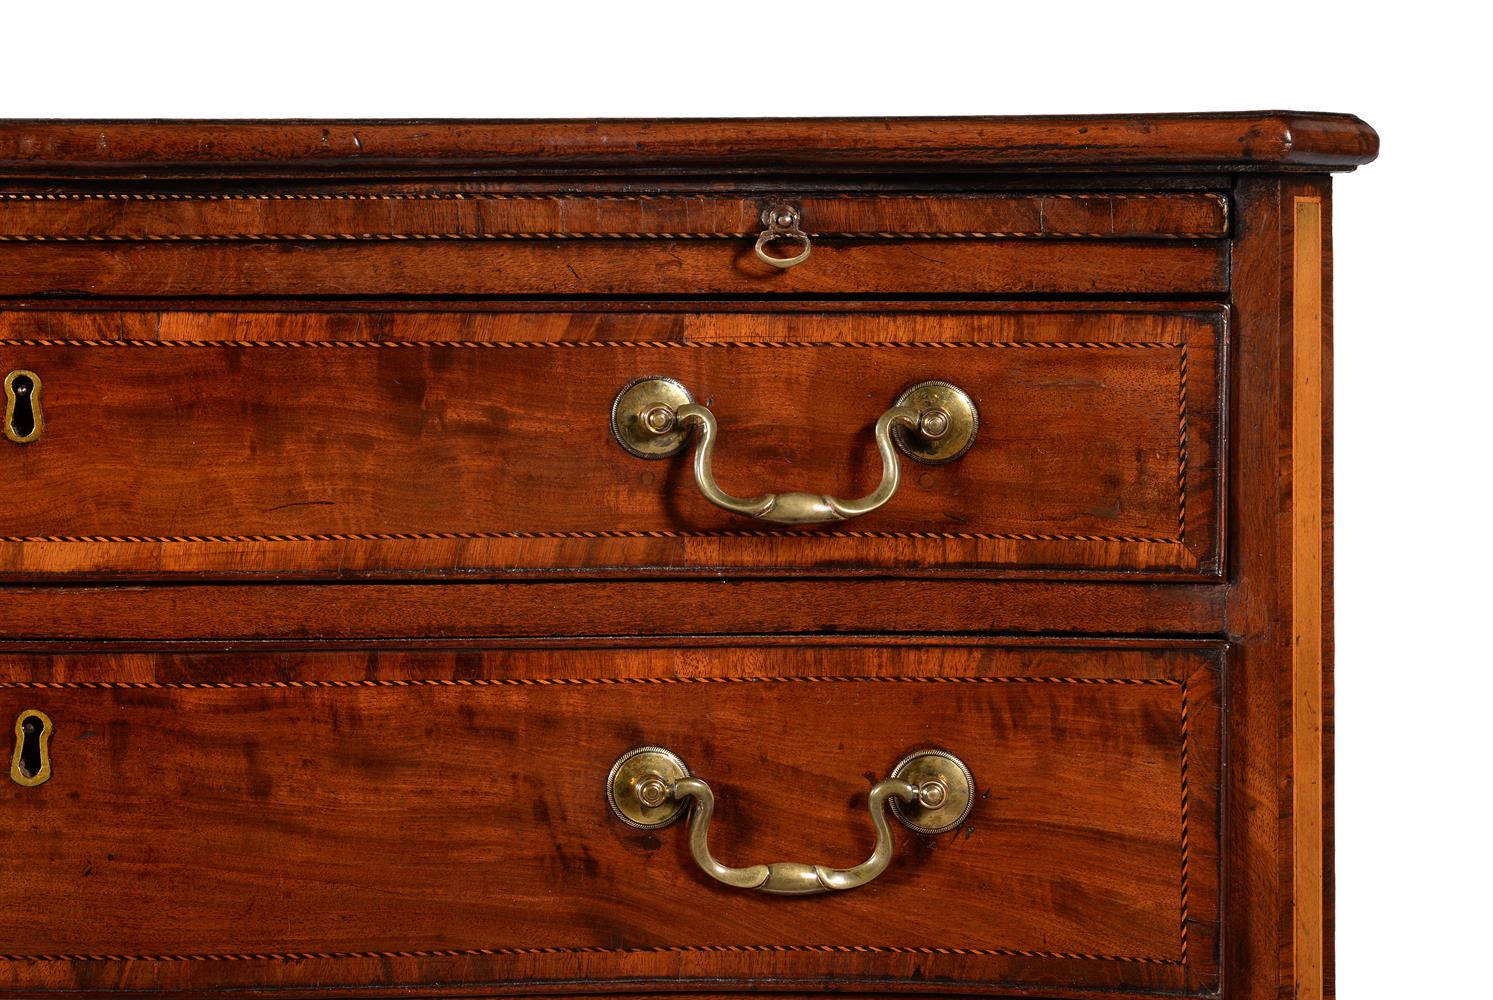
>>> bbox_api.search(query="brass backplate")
[611,376,695,459]
[893,380,978,464]
[606,745,691,829]
[889,749,975,834]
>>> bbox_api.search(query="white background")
[3,2,1490,995]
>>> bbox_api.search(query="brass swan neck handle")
[610,378,978,526]
[607,747,975,896]
[675,401,916,524]
[671,774,916,894]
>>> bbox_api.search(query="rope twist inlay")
[0,341,1193,549]
[0,669,1199,971]
[0,674,1183,691]
[0,338,1181,350]
[0,943,1181,966]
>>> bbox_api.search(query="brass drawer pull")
[607,746,974,896]
[754,204,811,269]
[611,378,977,525]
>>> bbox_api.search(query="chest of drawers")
[0,114,1377,1000]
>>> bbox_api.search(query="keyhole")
[9,376,35,438]
[10,709,52,786]
[17,715,42,777]
[4,370,43,444]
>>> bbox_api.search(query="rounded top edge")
[0,112,1380,174]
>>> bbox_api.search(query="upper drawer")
[0,190,1228,296]
[0,305,1222,581]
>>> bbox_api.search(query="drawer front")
[0,307,1223,579]
[0,641,1222,997]
[0,190,1228,296]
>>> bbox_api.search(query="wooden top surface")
[0,112,1378,175]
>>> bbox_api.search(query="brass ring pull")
[607,747,974,896]
[754,204,811,269]
[611,378,978,525]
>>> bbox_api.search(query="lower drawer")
[2,641,1222,998]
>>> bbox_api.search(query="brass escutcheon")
[3,370,42,445]
[10,709,53,787]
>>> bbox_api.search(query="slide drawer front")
[0,190,1229,296]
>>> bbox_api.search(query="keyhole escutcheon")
[10,709,52,786]
[4,370,43,444]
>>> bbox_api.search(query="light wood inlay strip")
[1292,195,1325,1000]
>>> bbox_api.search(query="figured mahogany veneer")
[0,114,1376,1000]
[0,307,1222,579]
[0,641,1221,997]
[0,237,1227,298]
[0,191,1229,241]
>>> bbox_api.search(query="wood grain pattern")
[0,238,1228,297]
[1224,175,1287,1000]
[0,580,1228,642]
[0,191,1229,241]
[0,641,1221,997]
[0,113,1378,174]
[1223,175,1341,1000]
[0,114,1374,1000]
[1320,187,1338,999]
[1292,195,1325,1000]
[0,308,1223,580]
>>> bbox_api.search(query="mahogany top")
[0,112,1378,176]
